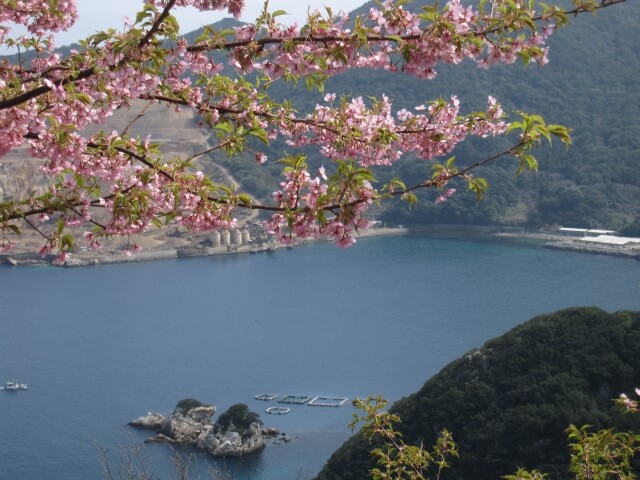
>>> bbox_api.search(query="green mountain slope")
[315,307,640,480]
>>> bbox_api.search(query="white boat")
[3,381,27,391]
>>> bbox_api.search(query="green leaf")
[507,121,523,134]
[61,234,74,248]
[516,153,538,175]
[402,192,418,205]
[248,127,269,144]
[237,194,253,207]
[445,156,456,169]
[467,177,489,201]
[6,224,21,235]
[386,35,404,45]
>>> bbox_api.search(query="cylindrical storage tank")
[212,230,221,247]
[221,230,231,246]
[232,228,243,246]
[242,229,251,244]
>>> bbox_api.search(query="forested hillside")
[315,307,640,480]
[220,1,640,230]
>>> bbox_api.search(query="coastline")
[0,226,409,268]
[492,232,640,260]
[542,240,640,260]
[402,224,640,261]
[493,235,640,262]
[3,224,638,267]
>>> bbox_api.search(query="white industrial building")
[576,235,640,250]
[558,227,617,237]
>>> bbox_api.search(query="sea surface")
[1,234,639,480]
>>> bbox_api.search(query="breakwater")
[544,241,640,260]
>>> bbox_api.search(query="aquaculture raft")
[308,396,349,407]
[266,406,290,415]
[254,393,277,401]
[278,395,313,405]
[253,393,350,408]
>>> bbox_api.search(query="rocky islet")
[128,400,284,458]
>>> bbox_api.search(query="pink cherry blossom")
[0,0,591,256]
[0,240,15,252]
[53,251,70,265]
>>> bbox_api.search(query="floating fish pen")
[278,395,313,405]
[308,396,349,407]
[254,393,277,401]
[255,393,350,407]
[266,406,291,415]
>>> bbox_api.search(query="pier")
[544,237,640,260]
[541,228,640,261]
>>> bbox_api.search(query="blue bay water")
[1,234,639,479]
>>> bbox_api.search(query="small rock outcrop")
[0,256,18,266]
[196,421,266,457]
[129,399,274,458]
[158,402,216,444]
[128,412,165,429]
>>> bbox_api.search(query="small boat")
[3,381,28,391]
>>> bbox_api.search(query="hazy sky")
[47,0,369,47]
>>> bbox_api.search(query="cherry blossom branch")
[0,0,604,255]
[0,138,522,222]
[0,66,95,110]
[22,216,50,241]
[0,0,179,111]
[186,1,622,53]
[138,0,178,50]
[0,0,621,113]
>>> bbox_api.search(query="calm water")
[1,234,639,480]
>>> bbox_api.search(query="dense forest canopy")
[317,308,640,480]
[316,307,640,480]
